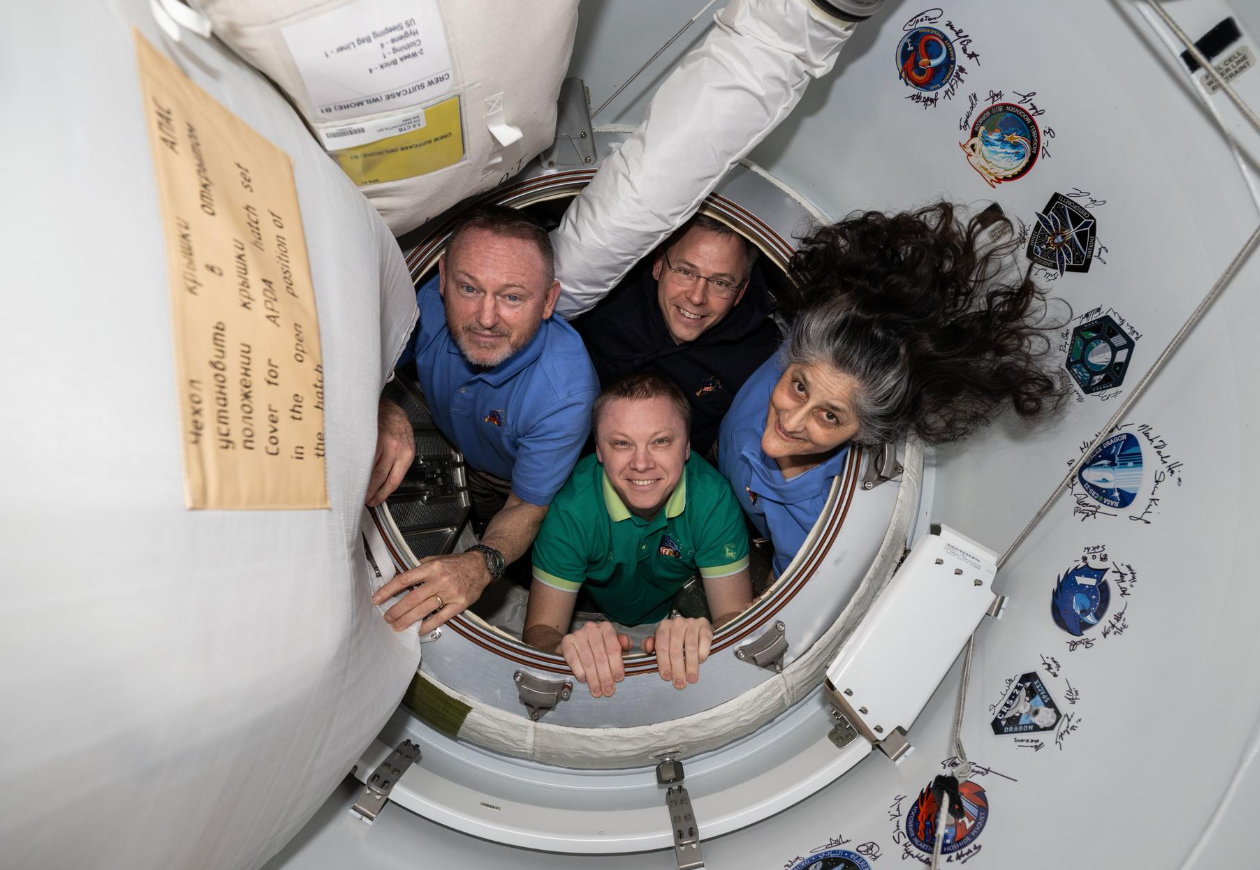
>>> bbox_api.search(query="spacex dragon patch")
[1078,431,1143,509]
[991,672,1062,735]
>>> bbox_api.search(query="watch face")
[475,545,505,576]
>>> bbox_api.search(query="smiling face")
[760,360,862,475]
[652,226,751,345]
[438,227,560,367]
[595,395,690,519]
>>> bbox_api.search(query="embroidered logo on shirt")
[695,376,723,397]
[723,544,738,561]
[483,409,505,426]
[658,534,682,558]
[746,486,758,506]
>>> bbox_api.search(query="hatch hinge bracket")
[514,669,573,721]
[351,739,420,823]
[734,620,788,672]
[541,77,596,168]
[876,726,911,761]
[657,758,705,870]
[861,442,903,490]
[827,707,859,749]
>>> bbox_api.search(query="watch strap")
[468,544,506,580]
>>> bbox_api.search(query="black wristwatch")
[467,544,506,582]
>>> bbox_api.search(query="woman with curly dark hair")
[718,202,1066,579]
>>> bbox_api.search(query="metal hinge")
[734,621,788,672]
[541,77,596,168]
[351,739,420,823]
[514,670,572,721]
[827,707,859,749]
[657,758,704,870]
[861,443,903,491]
[876,726,911,762]
[825,681,913,760]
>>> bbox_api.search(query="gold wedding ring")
[434,594,444,610]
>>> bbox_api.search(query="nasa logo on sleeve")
[896,27,956,92]
[1051,563,1111,636]
[959,103,1040,187]
[1065,314,1135,395]
[991,672,1062,735]
[1028,192,1097,275]
[785,849,872,870]
[904,779,989,854]
[1078,432,1144,509]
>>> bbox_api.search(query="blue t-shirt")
[397,275,599,506]
[718,348,851,577]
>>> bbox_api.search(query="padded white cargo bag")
[197,0,580,235]
[0,3,422,868]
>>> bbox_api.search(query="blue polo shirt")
[717,348,851,577]
[397,275,599,506]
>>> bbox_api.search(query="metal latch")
[861,442,903,490]
[734,621,788,672]
[351,739,420,822]
[514,670,572,721]
[396,455,463,504]
[657,758,704,870]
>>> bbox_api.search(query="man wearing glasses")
[576,215,781,457]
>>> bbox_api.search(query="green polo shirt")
[532,453,750,626]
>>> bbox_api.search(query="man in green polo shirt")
[523,372,753,699]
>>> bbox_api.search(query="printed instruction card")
[136,31,329,509]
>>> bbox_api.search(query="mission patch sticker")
[904,779,989,854]
[1078,432,1144,509]
[1051,563,1111,636]
[785,849,872,870]
[960,103,1040,187]
[991,672,1062,735]
[897,27,956,92]
[1065,315,1135,395]
[1028,192,1097,275]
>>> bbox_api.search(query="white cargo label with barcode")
[282,0,453,122]
[317,109,428,150]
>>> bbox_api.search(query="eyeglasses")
[662,251,746,299]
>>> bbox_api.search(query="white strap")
[150,0,212,42]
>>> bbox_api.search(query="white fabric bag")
[198,0,580,235]
[0,4,421,868]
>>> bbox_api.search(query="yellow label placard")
[135,31,329,510]
[334,94,464,186]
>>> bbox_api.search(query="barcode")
[326,126,367,139]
